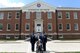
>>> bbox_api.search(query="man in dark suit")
[43,33,47,51]
[39,32,47,51]
[30,33,36,52]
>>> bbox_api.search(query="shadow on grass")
[38,51,56,53]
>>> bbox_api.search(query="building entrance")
[36,24,42,32]
[35,19,43,33]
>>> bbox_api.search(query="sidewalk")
[53,40,80,43]
[0,40,80,53]
[0,40,55,53]
[48,40,80,52]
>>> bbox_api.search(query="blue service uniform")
[43,35,47,51]
[30,34,36,51]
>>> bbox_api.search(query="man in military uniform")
[39,32,47,51]
[30,33,36,52]
[43,33,47,51]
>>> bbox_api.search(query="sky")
[0,0,80,8]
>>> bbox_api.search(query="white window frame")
[48,23,52,31]
[58,23,63,31]
[8,12,12,19]
[15,12,20,19]
[58,12,62,19]
[66,12,70,19]
[66,23,71,31]
[47,12,52,19]
[74,23,78,31]
[26,12,30,19]
[36,12,41,19]
[25,23,30,31]
[7,24,11,31]
[0,12,4,19]
[74,12,78,19]
[15,23,19,31]
[0,23,3,31]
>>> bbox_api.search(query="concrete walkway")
[0,40,55,53]
[0,40,80,53]
[48,40,80,52]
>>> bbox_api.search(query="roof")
[0,0,80,11]
[57,7,80,10]
[0,7,21,11]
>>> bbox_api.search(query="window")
[74,12,78,19]
[7,24,11,31]
[25,36,28,39]
[26,12,30,19]
[74,23,78,30]
[36,12,41,19]
[6,35,10,39]
[66,12,70,19]
[58,12,62,19]
[47,12,52,19]
[14,36,19,39]
[58,23,63,31]
[37,24,41,26]
[48,23,52,31]
[8,12,12,19]
[66,24,71,31]
[25,23,30,31]
[16,12,20,19]
[0,12,4,19]
[15,24,19,31]
[59,35,63,38]
[0,23,3,31]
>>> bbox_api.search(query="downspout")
[56,10,58,40]
[19,10,22,39]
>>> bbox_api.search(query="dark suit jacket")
[30,35,35,44]
[43,35,47,43]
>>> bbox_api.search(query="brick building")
[0,0,80,40]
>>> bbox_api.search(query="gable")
[22,0,56,12]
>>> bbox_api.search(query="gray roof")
[0,7,21,11]
[57,7,80,10]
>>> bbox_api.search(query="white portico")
[34,19,43,32]
[22,0,56,33]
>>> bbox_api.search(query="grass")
[57,52,80,53]
[64,52,80,53]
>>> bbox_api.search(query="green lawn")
[60,52,80,53]
[64,52,80,53]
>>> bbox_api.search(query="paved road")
[0,40,80,53]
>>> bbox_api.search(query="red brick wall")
[57,10,80,33]
[21,12,56,34]
[0,10,21,34]
[1,9,80,39]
